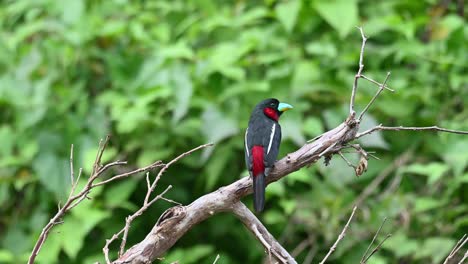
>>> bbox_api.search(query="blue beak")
[278,102,293,112]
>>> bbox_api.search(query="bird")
[244,98,293,213]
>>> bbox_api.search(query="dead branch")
[231,202,297,264]
[102,143,213,263]
[29,136,166,264]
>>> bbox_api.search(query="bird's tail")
[253,173,265,213]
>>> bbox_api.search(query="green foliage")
[0,0,467,263]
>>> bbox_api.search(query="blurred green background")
[0,0,467,263]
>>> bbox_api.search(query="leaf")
[413,197,443,213]
[358,115,389,149]
[236,7,268,26]
[302,117,324,138]
[292,61,322,94]
[171,64,193,123]
[403,162,449,185]
[162,41,194,60]
[414,237,455,263]
[32,152,70,199]
[279,199,297,214]
[382,232,419,258]
[286,169,313,185]
[61,203,110,259]
[164,245,214,264]
[204,143,233,190]
[275,0,301,33]
[264,210,286,225]
[267,181,285,197]
[442,140,468,177]
[281,118,306,146]
[0,250,14,263]
[201,105,238,160]
[313,0,358,38]
[305,42,337,58]
[104,180,139,209]
[60,0,84,25]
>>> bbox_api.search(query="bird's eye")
[270,103,275,106]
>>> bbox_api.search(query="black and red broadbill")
[244,98,293,212]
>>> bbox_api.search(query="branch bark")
[115,116,363,263]
[231,202,297,264]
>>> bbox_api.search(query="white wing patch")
[245,127,249,157]
[267,123,276,155]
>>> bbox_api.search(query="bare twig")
[360,75,394,92]
[117,185,173,257]
[358,72,391,121]
[70,144,75,186]
[356,125,468,139]
[444,234,468,264]
[350,26,367,115]
[92,160,163,188]
[212,254,220,264]
[338,151,356,169]
[143,143,213,205]
[319,206,358,264]
[28,137,167,264]
[458,250,468,264]
[363,234,392,263]
[361,218,391,264]
[100,143,213,263]
[93,135,110,175]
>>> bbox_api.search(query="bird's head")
[255,98,293,121]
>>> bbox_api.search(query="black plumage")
[244,98,289,212]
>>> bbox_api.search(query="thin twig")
[319,206,358,264]
[358,72,391,121]
[356,125,468,138]
[101,143,213,260]
[458,249,468,264]
[444,234,468,264]
[116,185,173,258]
[361,218,387,262]
[93,135,110,175]
[338,151,356,169]
[361,218,390,263]
[363,234,392,263]
[212,254,220,264]
[92,160,162,188]
[29,136,166,264]
[70,144,75,186]
[361,75,394,92]
[144,143,214,205]
[350,26,367,115]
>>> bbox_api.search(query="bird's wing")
[264,122,281,169]
[244,127,253,173]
